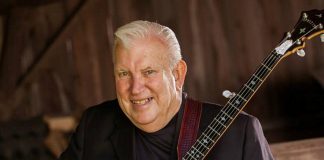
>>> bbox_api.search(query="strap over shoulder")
[177,98,202,159]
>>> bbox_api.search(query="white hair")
[113,20,182,68]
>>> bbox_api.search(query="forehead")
[114,37,170,68]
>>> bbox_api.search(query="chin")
[133,114,157,126]
[135,117,155,125]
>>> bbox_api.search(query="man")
[59,20,274,160]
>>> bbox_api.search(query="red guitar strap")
[177,98,202,159]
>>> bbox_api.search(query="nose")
[131,75,145,95]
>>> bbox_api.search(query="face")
[114,37,186,132]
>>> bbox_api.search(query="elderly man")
[59,20,273,160]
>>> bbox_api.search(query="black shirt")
[135,114,179,160]
[134,95,186,160]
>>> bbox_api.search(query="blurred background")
[0,0,323,159]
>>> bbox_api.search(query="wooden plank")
[270,137,324,160]
[0,16,3,57]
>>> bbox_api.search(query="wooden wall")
[0,0,323,143]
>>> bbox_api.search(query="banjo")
[182,9,324,160]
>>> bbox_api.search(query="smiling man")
[59,20,274,160]
[114,33,186,133]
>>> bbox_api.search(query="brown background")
[0,0,323,143]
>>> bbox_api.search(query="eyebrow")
[141,67,153,71]
[115,68,128,73]
[115,65,159,73]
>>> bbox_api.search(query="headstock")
[275,9,324,58]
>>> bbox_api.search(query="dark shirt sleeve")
[58,111,89,160]
[243,116,274,160]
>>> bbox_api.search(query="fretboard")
[182,50,283,160]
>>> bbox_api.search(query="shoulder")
[199,101,258,130]
[198,100,266,143]
[194,101,272,159]
[59,99,124,159]
[201,101,255,119]
[79,99,126,129]
[83,99,121,117]
[74,99,131,141]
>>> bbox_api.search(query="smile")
[130,97,153,105]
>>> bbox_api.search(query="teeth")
[131,98,151,105]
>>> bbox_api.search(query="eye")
[117,71,129,78]
[143,70,156,76]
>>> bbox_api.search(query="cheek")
[162,72,176,90]
[115,80,130,96]
[149,73,176,94]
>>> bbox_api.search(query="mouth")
[130,97,153,105]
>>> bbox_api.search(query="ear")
[173,60,187,91]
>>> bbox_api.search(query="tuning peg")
[297,49,306,57]
[303,13,308,19]
[286,32,291,38]
[320,34,324,42]
[222,90,236,99]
